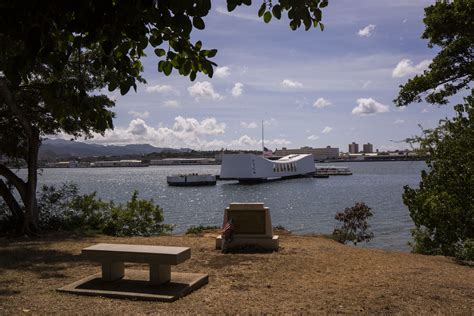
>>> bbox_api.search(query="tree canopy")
[0,0,328,234]
[395,0,474,260]
[403,96,474,258]
[394,0,474,107]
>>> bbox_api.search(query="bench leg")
[149,264,171,285]
[101,262,124,281]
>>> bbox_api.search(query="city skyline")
[55,0,460,152]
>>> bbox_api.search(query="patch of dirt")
[0,233,472,315]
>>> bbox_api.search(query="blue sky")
[84,0,456,152]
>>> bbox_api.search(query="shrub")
[332,202,374,245]
[403,99,474,258]
[103,191,174,236]
[186,225,219,235]
[1,183,173,236]
[455,239,474,262]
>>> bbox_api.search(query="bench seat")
[82,243,191,285]
[82,243,191,264]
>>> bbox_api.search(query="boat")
[167,174,216,186]
[315,165,352,176]
[220,153,315,183]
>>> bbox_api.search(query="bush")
[103,191,173,236]
[1,183,173,236]
[455,239,474,262]
[332,202,374,245]
[403,98,474,258]
[186,225,219,235]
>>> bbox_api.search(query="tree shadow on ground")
[0,247,85,276]
[0,280,21,296]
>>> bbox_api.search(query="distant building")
[363,143,374,153]
[150,158,216,165]
[273,146,339,161]
[348,142,359,154]
[90,160,148,167]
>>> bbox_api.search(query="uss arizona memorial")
[220,153,315,183]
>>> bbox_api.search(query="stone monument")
[215,202,279,251]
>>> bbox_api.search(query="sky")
[75,0,458,152]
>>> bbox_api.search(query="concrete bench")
[82,243,191,285]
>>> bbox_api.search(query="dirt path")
[0,233,472,314]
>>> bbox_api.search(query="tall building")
[363,143,374,153]
[274,146,339,160]
[348,142,359,154]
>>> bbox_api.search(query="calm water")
[26,161,424,251]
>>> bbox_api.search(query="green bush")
[455,239,474,262]
[103,191,173,236]
[1,183,173,236]
[403,98,474,258]
[185,225,219,235]
[332,202,374,245]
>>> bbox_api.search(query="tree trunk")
[0,163,28,233]
[23,130,40,234]
[0,179,24,233]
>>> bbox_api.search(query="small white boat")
[167,174,216,186]
[315,166,352,176]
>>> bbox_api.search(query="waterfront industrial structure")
[273,146,339,161]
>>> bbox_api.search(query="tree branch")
[0,163,27,201]
[0,78,33,138]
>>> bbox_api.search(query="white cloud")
[352,98,390,116]
[240,121,258,129]
[394,119,405,124]
[86,117,227,149]
[281,79,303,88]
[402,18,408,23]
[231,82,244,97]
[357,24,376,37]
[188,81,222,101]
[128,110,149,119]
[263,118,279,127]
[321,126,333,134]
[395,106,407,112]
[215,66,231,78]
[362,81,372,89]
[392,59,431,78]
[145,84,179,95]
[162,100,180,108]
[307,135,320,141]
[215,6,260,22]
[313,98,332,109]
[228,135,290,149]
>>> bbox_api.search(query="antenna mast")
[262,120,264,154]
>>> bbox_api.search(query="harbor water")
[27,161,425,252]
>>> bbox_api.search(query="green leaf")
[263,11,272,23]
[227,0,238,12]
[207,49,218,58]
[320,0,329,8]
[193,16,205,30]
[190,71,197,81]
[154,48,166,57]
[120,82,131,95]
[195,40,202,50]
[272,5,282,20]
[258,3,266,17]
[319,22,325,31]
[163,62,172,76]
